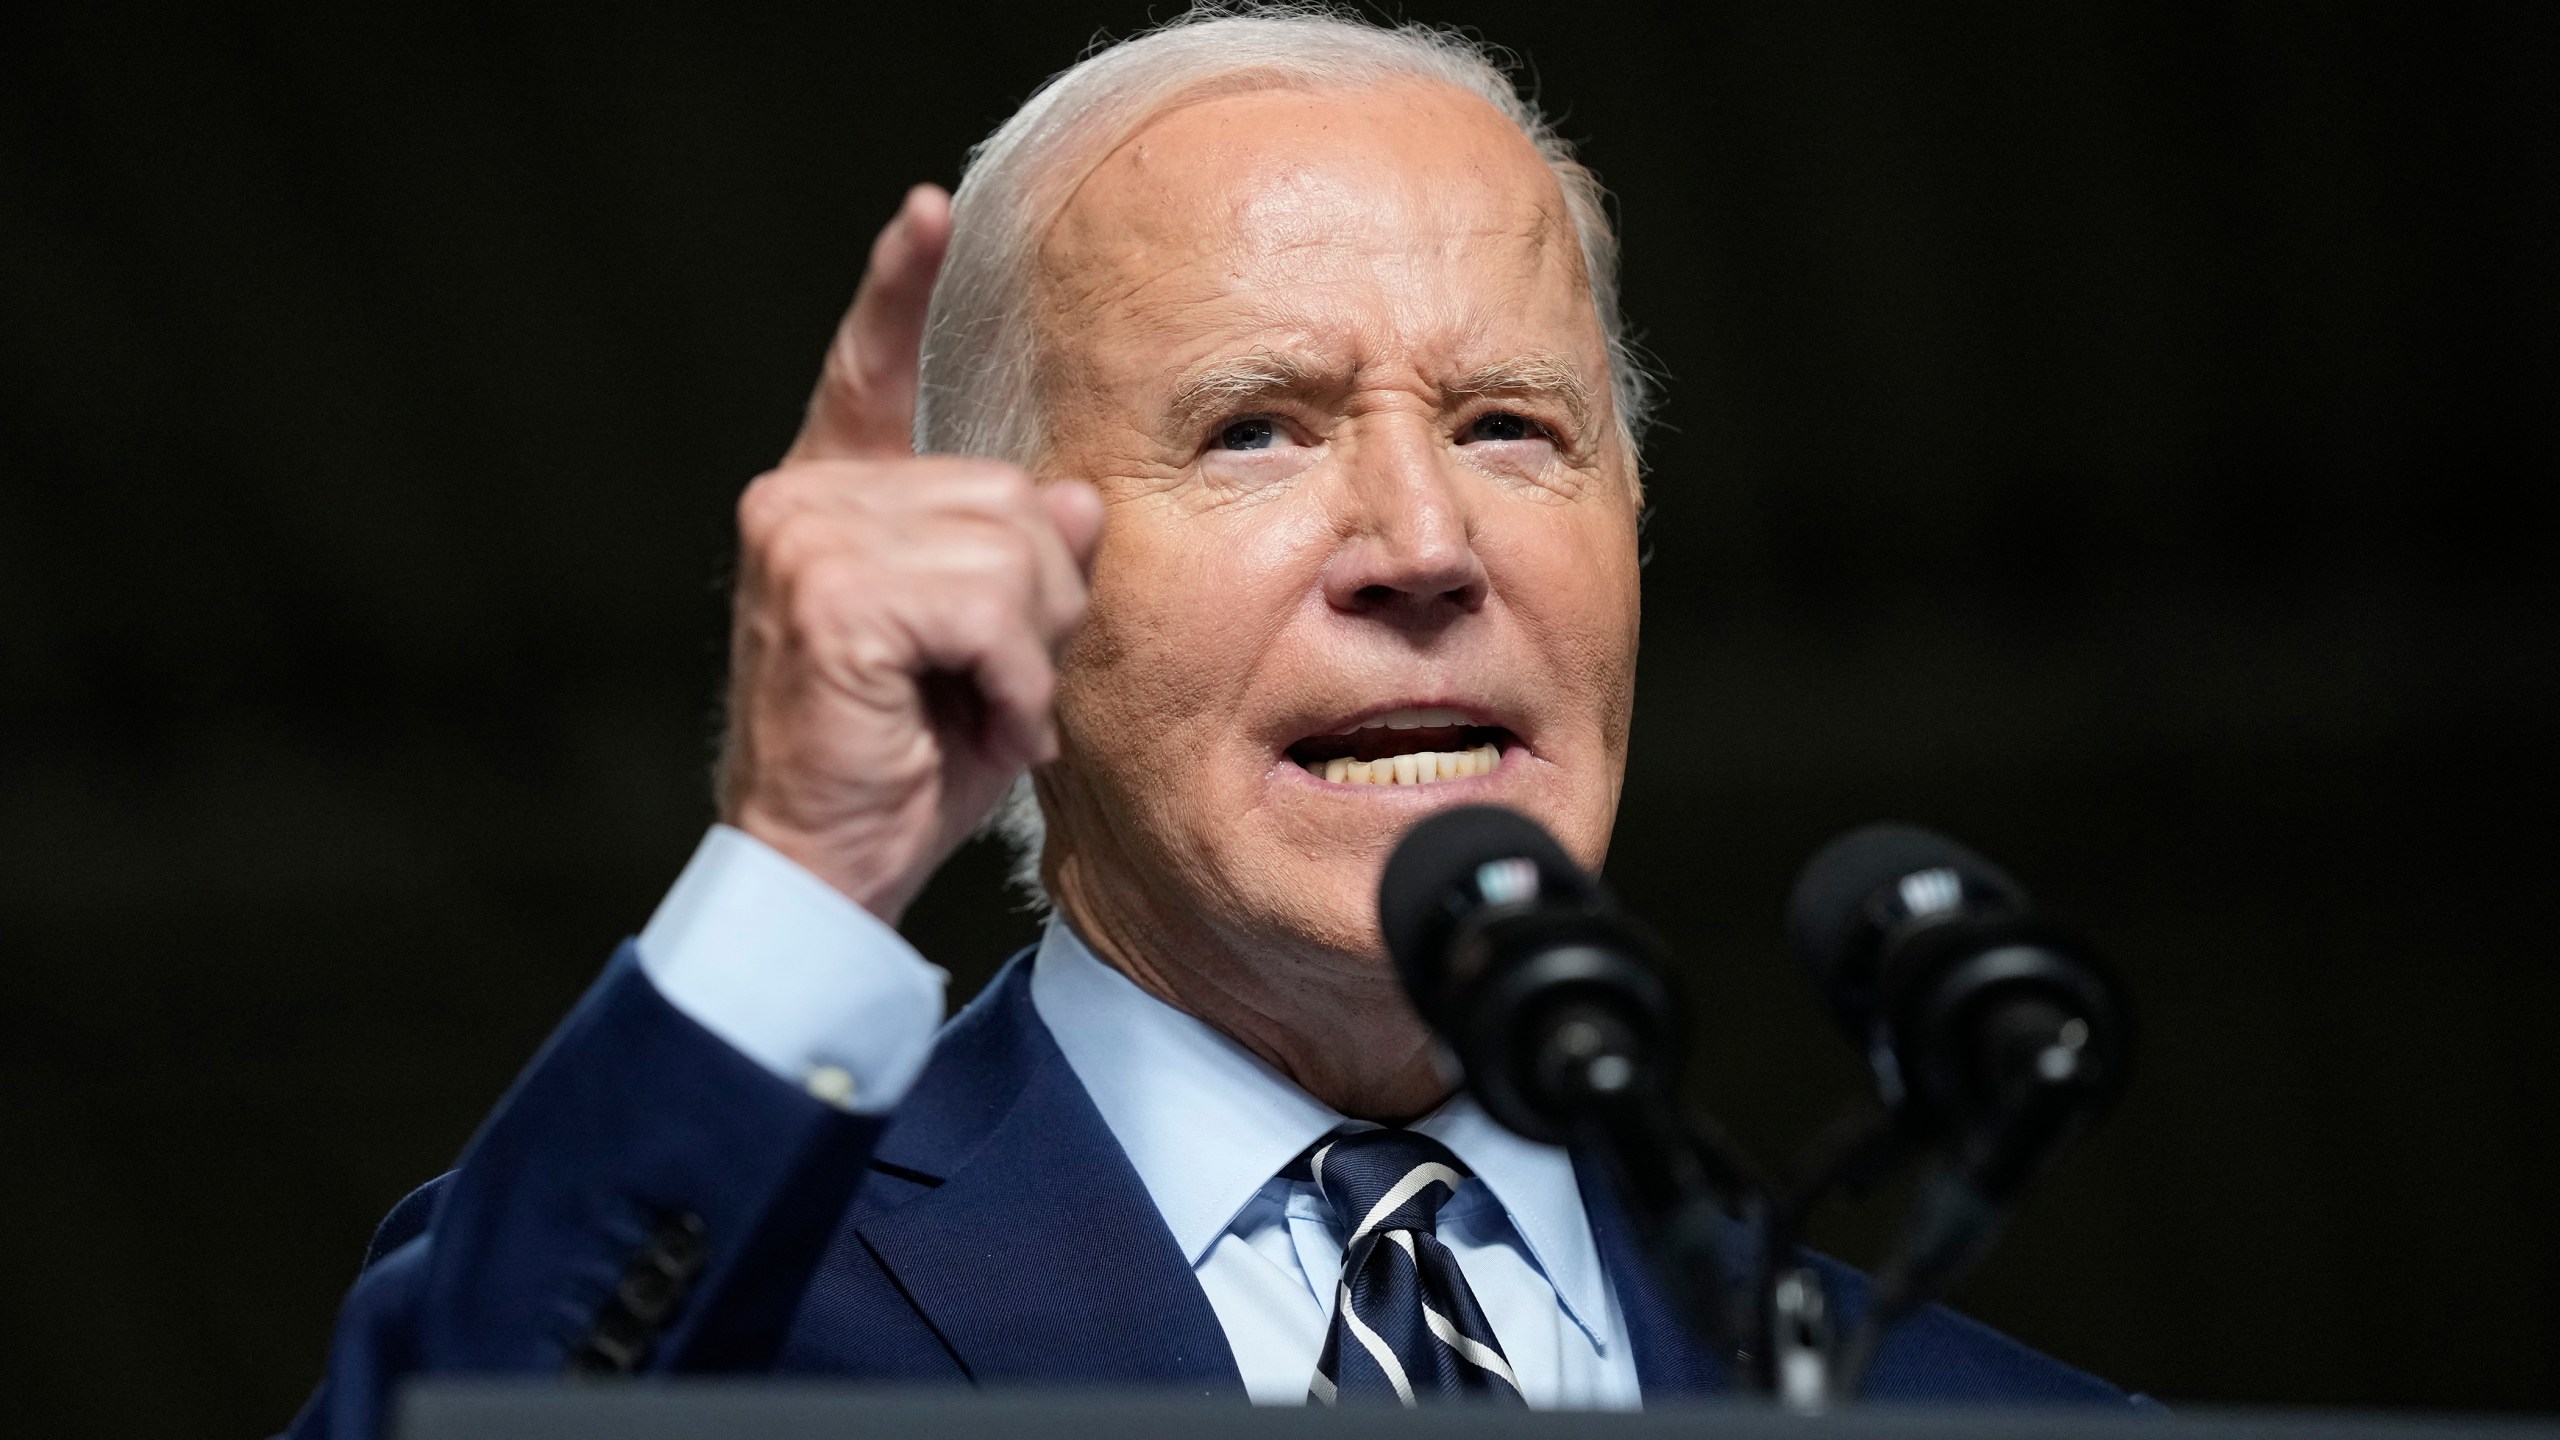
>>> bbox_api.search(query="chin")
[1203,773,1598,970]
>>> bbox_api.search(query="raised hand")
[718,185,1105,924]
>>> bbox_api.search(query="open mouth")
[1286,706,1512,786]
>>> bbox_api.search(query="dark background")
[5,2,2555,1433]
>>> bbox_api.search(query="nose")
[1319,427,1490,623]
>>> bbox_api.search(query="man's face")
[1033,80,1642,964]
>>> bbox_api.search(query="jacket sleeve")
[281,942,886,1440]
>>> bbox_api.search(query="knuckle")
[739,464,856,540]
[782,555,873,637]
[736,469,794,536]
[757,512,839,578]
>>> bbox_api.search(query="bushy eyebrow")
[1165,351,1335,437]
[1163,349,1596,437]
[1441,353,1594,434]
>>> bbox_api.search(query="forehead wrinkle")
[1032,84,1610,457]
[1033,253,1251,439]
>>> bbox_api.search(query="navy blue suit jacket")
[285,944,2133,1438]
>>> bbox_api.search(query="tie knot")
[1305,1129,1473,1243]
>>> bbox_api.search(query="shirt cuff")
[636,824,948,1114]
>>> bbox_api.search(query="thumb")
[1041,480,1107,574]
[784,184,953,464]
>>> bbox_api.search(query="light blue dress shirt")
[636,824,1643,1407]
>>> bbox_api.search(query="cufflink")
[805,1064,859,1110]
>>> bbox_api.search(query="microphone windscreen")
[1379,805,1588,1012]
[1785,823,2028,989]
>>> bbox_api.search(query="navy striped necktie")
[1300,1128,1525,1406]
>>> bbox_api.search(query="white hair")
[915,1,1651,901]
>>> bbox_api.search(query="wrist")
[727,804,936,927]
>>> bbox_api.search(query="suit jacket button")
[570,1211,709,1375]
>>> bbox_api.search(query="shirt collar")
[1412,1092,1613,1347]
[1029,919,1343,1265]
[1027,920,1615,1344]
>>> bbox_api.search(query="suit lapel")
[1572,1148,1733,1399]
[813,953,1724,1401]
[851,955,1242,1392]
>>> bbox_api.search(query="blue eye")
[1465,411,1541,443]
[1217,417,1279,450]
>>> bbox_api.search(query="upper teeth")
[1347,706,1472,733]
[1312,745,1502,785]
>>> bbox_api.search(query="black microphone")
[1786,823,2131,1196]
[1383,805,1759,1369]
[1380,804,1683,1144]
[1786,824,2132,1394]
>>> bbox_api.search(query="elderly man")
[286,8,2131,1436]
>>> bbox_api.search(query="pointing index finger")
[785,184,953,465]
